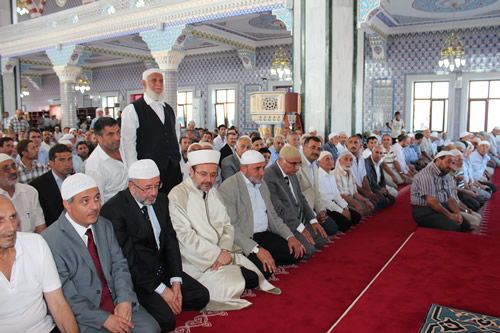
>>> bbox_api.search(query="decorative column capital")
[1,57,18,74]
[151,50,185,71]
[53,65,80,82]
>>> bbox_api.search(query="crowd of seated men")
[1,118,499,332]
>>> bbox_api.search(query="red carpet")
[478,171,500,237]
[171,186,417,332]
[330,228,500,332]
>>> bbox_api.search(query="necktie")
[141,206,150,222]
[285,176,305,223]
[284,176,290,186]
[85,229,115,313]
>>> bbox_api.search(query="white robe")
[168,177,280,311]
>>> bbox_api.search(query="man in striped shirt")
[411,151,470,232]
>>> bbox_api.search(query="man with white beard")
[121,68,182,195]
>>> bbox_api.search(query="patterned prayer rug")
[419,303,500,333]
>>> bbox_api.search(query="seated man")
[317,151,361,231]
[221,135,251,181]
[168,150,279,311]
[42,173,160,333]
[380,134,406,188]
[0,194,78,333]
[219,150,305,279]
[30,144,73,227]
[264,146,328,260]
[470,141,497,193]
[411,151,471,232]
[16,139,48,184]
[0,153,46,233]
[333,151,375,217]
[101,159,209,331]
[365,145,397,205]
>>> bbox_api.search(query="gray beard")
[145,86,166,102]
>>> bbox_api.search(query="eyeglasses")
[284,159,301,167]
[195,171,218,179]
[0,163,17,173]
[131,181,163,193]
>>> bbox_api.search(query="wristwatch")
[252,245,261,254]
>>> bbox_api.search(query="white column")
[152,50,185,108]
[53,66,79,129]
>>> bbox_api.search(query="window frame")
[177,90,193,129]
[208,83,238,130]
[466,79,500,133]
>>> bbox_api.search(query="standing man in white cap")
[90,108,104,130]
[0,153,46,233]
[101,159,209,332]
[219,150,305,279]
[42,173,160,333]
[121,68,182,196]
[168,149,280,311]
[411,151,471,232]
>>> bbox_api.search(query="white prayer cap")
[187,142,202,153]
[61,134,74,141]
[69,128,77,133]
[338,150,355,160]
[308,126,316,133]
[430,131,439,138]
[318,151,332,161]
[128,159,159,179]
[142,68,162,81]
[494,126,500,131]
[472,137,481,144]
[450,149,463,158]
[61,173,98,200]
[479,140,490,146]
[453,141,466,149]
[0,153,13,164]
[188,150,220,166]
[407,133,415,138]
[199,142,214,149]
[240,150,265,165]
[459,131,471,138]
[328,133,338,140]
[59,140,72,146]
[435,151,454,160]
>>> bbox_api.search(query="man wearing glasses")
[264,146,328,260]
[101,159,209,331]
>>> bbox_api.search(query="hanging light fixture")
[16,0,29,15]
[74,71,90,93]
[270,46,292,81]
[438,31,466,72]
[20,84,30,98]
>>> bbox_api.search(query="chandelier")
[438,31,466,72]
[20,84,30,98]
[16,0,29,15]
[74,71,90,93]
[270,46,291,81]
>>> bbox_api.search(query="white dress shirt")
[318,167,348,213]
[242,174,269,233]
[213,135,226,151]
[351,154,367,187]
[392,142,409,174]
[0,183,45,232]
[84,144,128,204]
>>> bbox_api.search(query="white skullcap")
[188,150,221,166]
[472,137,481,144]
[0,153,13,164]
[128,159,159,179]
[494,126,500,131]
[338,150,354,160]
[142,68,162,81]
[459,131,471,138]
[435,151,454,160]
[430,131,439,138]
[407,133,415,138]
[240,150,265,165]
[453,142,466,149]
[61,173,98,200]
[61,134,74,141]
[199,142,213,149]
[308,126,316,133]
[328,133,338,140]
[318,151,332,161]
[59,140,72,146]
[450,149,463,158]
[69,128,77,133]
[479,140,490,146]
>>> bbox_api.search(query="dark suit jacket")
[42,213,138,331]
[263,161,316,231]
[365,156,388,192]
[30,171,63,226]
[221,152,240,181]
[100,189,183,295]
[219,143,233,166]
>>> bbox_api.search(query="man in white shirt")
[470,141,497,193]
[41,130,56,153]
[0,194,78,333]
[386,111,405,143]
[362,136,378,159]
[392,134,414,182]
[90,108,104,129]
[0,153,46,233]
[121,68,182,195]
[336,131,348,154]
[268,134,285,164]
[212,124,227,151]
[85,117,128,204]
[419,129,434,163]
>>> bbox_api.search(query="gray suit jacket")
[296,155,323,212]
[219,172,293,255]
[42,212,138,331]
[221,152,240,181]
[263,161,316,231]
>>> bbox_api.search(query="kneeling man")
[168,150,280,311]
[101,159,209,331]
[42,173,160,333]
[219,150,305,279]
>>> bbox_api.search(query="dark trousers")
[247,231,301,279]
[412,205,470,232]
[320,216,338,236]
[240,266,259,289]
[136,272,209,332]
[159,161,182,196]
[479,181,497,193]
[326,208,361,232]
[458,193,481,211]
